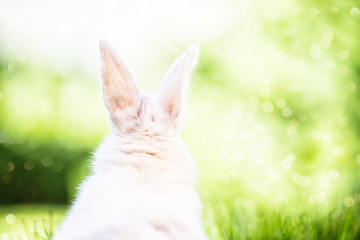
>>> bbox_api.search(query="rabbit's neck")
[92,133,195,185]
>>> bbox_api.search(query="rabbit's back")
[55,171,207,240]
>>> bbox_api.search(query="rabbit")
[53,41,209,240]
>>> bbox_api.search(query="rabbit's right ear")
[158,46,199,129]
[100,41,141,131]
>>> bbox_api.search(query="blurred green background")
[1,0,360,239]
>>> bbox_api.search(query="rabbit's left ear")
[100,41,141,130]
[158,46,199,126]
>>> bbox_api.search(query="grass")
[203,196,360,240]
[0,205,65,240]
[1,198,360,240]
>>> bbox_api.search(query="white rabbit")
[53,41,208,240]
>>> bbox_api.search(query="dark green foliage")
[0,139,89,204]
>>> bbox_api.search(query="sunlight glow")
[5,214,16,225]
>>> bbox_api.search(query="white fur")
[54,42,208,240]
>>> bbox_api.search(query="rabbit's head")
[97,41,199,183]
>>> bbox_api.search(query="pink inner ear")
[102,66,138,113]
[160,75,186,118]
[163,95,177,116]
